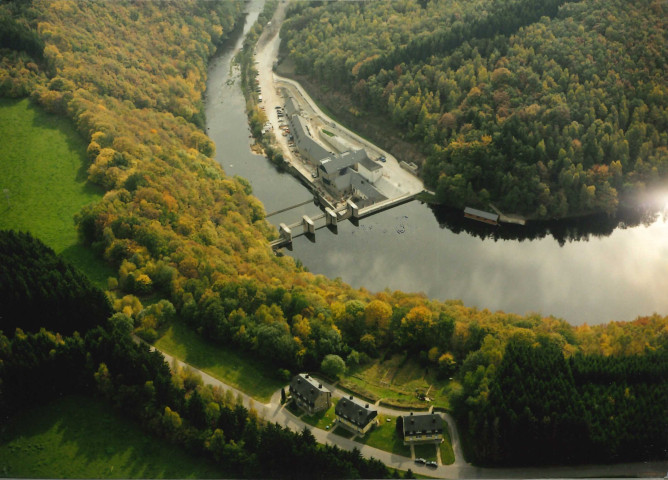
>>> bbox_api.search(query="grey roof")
[402,412,444,436]
[464,207,499,222]
[342,149,369,164]
[320,154,355,175]
[335,395,378,427]
[284,97,299,117]
[358,156,382,172]
[290,373,330,401]
[319,149,370,174]
[290,116,330,162]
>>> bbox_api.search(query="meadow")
[340,352,461,409]
[154,320,285,402]
[0,98,112,287]
[0,395,228,478]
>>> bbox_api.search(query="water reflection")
[429,202,667,246]
[204,0,668,325]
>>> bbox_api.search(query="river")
[206,0,668,326]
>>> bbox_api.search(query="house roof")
[290,373,330,401]
[402,412,444,435]
[320,154,355,174]
[319,149,370,174]
[335,395,378,427]
[342,149,369,165]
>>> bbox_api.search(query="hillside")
[0,0,666,469]
[280,0,668,218]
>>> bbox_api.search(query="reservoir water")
[206,0,668,326]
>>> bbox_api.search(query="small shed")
[464,207,499,225]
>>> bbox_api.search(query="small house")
[398,412,444,444]
[289,373,331,414]
[335,395,378,435]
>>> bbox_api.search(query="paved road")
[150,342,668,478]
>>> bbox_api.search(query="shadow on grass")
[60,243,115,290]
[331,425,355,439]
[0,395,227,479]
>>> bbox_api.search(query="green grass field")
[413,443,438,461]
[358,414,411,457]
[439,433,455,465]
[301,398,339,430]
[0,98,113,287]
[154,320,285,402]
[0,395,229,478]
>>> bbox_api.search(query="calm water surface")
[206,0,668,325]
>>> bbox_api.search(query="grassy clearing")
[358,414,411,457]
[154,320,284,402]
[341,353,456,409]
[0,98,112,288]
[0,395,228,478]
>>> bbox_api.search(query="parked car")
[414,458,426,465]
[426,461,437,468]
[379,155,386,162]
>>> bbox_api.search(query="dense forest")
[456,334,668,465]
[0,232,393,478]
[0,0,667,469]
[0,230,112,335]
[280,0,668,218]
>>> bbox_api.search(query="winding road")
[151,341,668,479]
[162,2,668,478]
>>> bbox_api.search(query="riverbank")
[243,1,425,221]
[210,0,668,325]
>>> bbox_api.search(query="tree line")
[453,334,668,465]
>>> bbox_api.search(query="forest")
[0,230,112,335]
[0,231,393,478]
[0,0,666,470]
[280,0,667,218]
[455,334,668,465]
